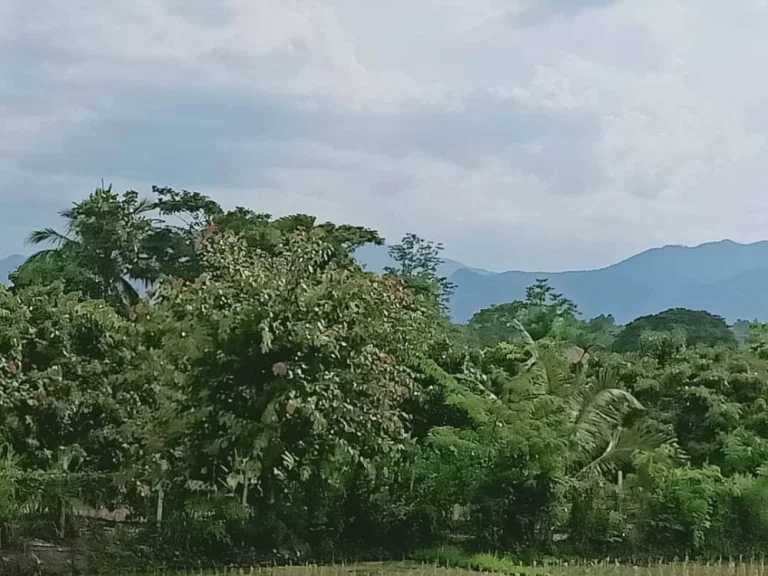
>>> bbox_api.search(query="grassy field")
[121,560,768,576]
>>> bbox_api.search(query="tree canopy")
[3,185,768,569]
[612,308,736,352]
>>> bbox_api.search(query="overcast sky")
[3,0,768,271]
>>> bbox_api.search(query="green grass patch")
[411,547,549,576]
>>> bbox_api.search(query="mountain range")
[356,239,768,324]
[0,254,25,286]
[4,239,768,324]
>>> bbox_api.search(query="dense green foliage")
[4,186,768,571]
[467,279,578,346]
[612,308,735,353]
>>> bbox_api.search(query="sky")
[3,0,768,272]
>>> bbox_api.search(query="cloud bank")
[2,0,768,270]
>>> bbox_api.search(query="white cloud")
[2,0,768,270]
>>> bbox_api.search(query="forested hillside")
[4,186,768,572]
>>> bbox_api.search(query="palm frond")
[114,276,140,307]
[540,348,574,395]
[575,423,672,478]
[571,387,643,454]
[567,367,646,468]
[134,198,159,215]
[60,207,76,220]
[26,228,75,248]
[56,205,82,236]
[508,319,574,394]
[572,368,642,428]
[454,373,501,403]
[23,249,59,264]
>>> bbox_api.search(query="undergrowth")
[412,546,549,576]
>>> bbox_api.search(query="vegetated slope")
[0,254,25,284]
[447,239,768,324]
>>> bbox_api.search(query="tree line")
[2,185,768,570]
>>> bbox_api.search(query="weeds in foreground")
[92,557,768,576]
[412,546,768,576]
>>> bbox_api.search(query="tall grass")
[410,548,768,576]
[91,557,768,576]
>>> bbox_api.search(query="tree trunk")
[59,499,66,541]
[242,469,249,508]
[156,485,164,528]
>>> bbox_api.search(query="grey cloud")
[1,0,608,212]
[534,0,623,14]
[1,45,84,113]
[163,0,234,27]
[367,173,416,199]
[325,92,603,197]
[9,90,328,189]
[3,0,768,271]
[6,80,603,198]
[511,0,625,25]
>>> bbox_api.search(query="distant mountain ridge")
[446,239,768,324]
[5,239,768,324]
[0,254,25,285]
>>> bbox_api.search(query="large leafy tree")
[613,308,736,353]
[144,226,434,511]
[405,353,568,550]
[154,187,382,277]
[386,233,455,310]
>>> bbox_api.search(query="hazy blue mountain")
[0,254,25,284]
[446,240,768,324]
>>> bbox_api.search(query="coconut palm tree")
[508,319,671,478]
[21,185,160,309]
